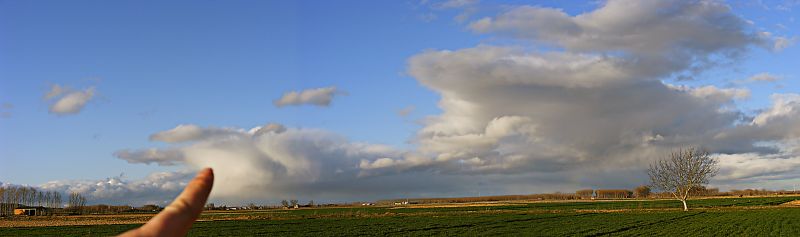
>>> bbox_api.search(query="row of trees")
[576,188,653,199]
[576,189,635,199]
[575,185,728,200]
[0,186,63,216]
[0,186,89,216]
[68,192,87,213]
[595,189,634,199]
[80,204,135,214]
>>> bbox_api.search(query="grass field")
[2,196,800,236]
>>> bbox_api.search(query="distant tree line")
[203,199,321,211]
[377,184,800,206]
[576,189,594,199]
[595,190,634,199]
[0,186,63,216]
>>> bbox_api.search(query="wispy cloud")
[748,72,783,82]
[773,36,797,51]
[44,84,96,115]
[274,87,343,107]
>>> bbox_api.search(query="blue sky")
[0,0,468,183]
[2,0,800,205]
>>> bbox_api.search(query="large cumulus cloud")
[112,123,445,203]
[381,0,800,186]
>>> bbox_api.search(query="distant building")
[14,207,45,216]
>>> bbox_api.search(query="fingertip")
[198,167,214,179]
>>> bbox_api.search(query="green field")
[3,196,800,236]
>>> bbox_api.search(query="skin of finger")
[118,168,214,237]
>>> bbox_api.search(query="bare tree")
[54,192,62,210]
[5,187,13,216]
[79,196,87,214]
[290,199,298,208]
[280,200,289,208]
[12,187,21,210]
[68,193,77,212]
[648,147,718,211]
[27,187,36,207]
[634,185,651,198]
[68,192,87,214]
[0,187,5,216]
[1,186,22,216]
[44,192,52,209]
[43,191,53,215]
[19,187,29,207]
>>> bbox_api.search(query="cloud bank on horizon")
[10,0,800,205]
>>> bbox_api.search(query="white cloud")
[273,87,342,107]
[751,94,800,127]
[45,84,96,115]
[773,36,797,51]
[36,171,194,206]
[149,124,244,143]
[748,72,782,82]
[469,0,761,79]
[113,123,422,203]
[469,1,759,53]
[115,148,185,166]
[715,151,800,182]
[667,84,751,101]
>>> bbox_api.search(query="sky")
[1,0,800,206]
